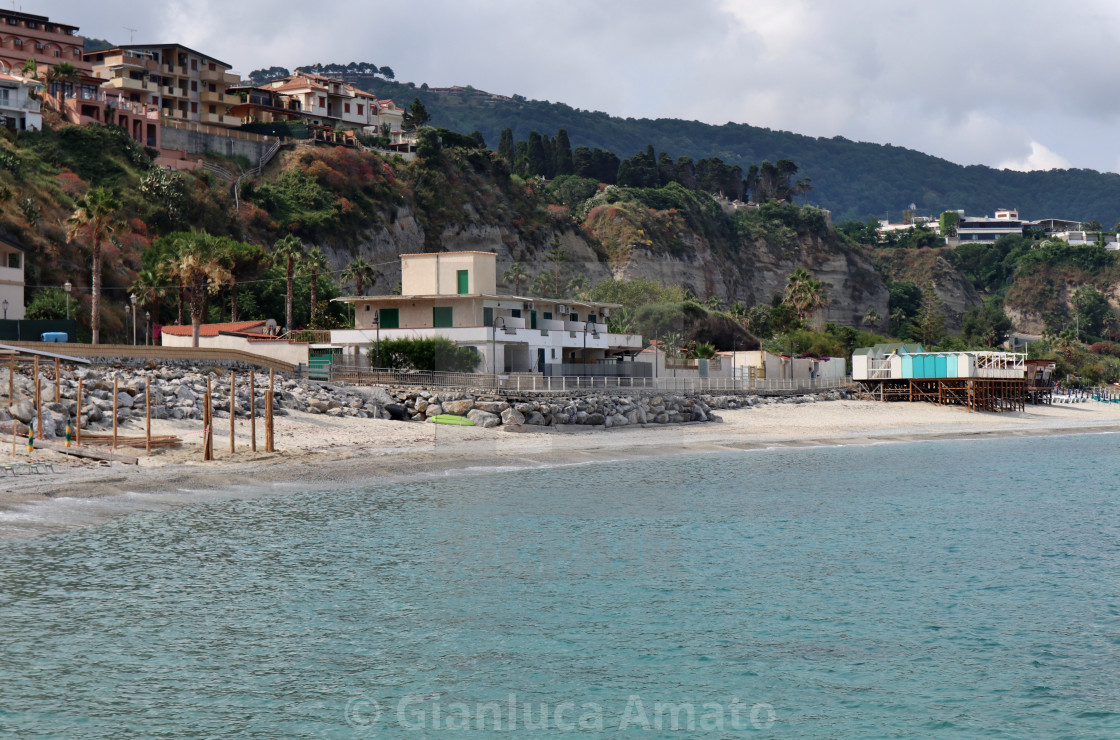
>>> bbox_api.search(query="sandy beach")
[0,397,1117,519]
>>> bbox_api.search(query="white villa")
[330,252,645,374]
[0,72,42,133]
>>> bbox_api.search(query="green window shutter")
[511,309,521,318]
[483,307,494,327]
[530,310,537,329]
[379,308,399,329]
[457,269,469,294]
[543,312,552,320]
[433,306,453,328]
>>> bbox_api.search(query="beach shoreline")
[2,398,1118,538]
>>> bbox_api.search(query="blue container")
[901,355,913,379]
[935,355,948,379]
[40,332,68,343]
[946,354,958,377]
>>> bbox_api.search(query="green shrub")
[374,337,480,372]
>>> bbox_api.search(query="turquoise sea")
[1,434,1119,738]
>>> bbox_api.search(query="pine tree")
[527,131,547,177]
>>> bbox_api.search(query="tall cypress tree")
[555,129,574,176]
[527,131,547,176]
[541,134,555,178]
[498,128,514,164]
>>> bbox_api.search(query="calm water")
[1,435,1119,738]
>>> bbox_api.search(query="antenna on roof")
[123,26,137,43]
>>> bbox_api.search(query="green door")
[530,310,537,329]
[483,307,494,327]
[379,308,399,329]
[433,306,453,328]
[457,270,469,294]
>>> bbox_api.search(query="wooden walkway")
[861,379,1026,412]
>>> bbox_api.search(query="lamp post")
[145,311,150,346]
[130,293,138,346]
[3,299,8,320]
[64,280,72,320]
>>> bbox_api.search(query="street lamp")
[2,299,8,320]
[130,293,138,346]
[145,311,150,346]
[64,280,71,320]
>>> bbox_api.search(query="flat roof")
[107,43,232,71]
[332,293,621,310]
[0,9,79,31]
[400,251,497,258]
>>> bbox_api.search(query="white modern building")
[954,208,1025,243]
[0,72,42,132]
[330,252,645,374]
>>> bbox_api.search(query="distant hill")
[355,78,1120,225]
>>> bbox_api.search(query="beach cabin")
[852,343,1029,411]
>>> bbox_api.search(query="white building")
[0,232,26,319]
[265,73,403,136]
[953,208,1025,243]
[0,73,42,132]
[330,252,645,374]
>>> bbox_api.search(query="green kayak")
[430,414,475,426]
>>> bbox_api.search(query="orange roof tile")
[161,320,266,337]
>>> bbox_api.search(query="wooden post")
[265,390,274,453]
[10,419,14,458]
[76,378,82,445]
[35,375,42,440]
[145,376,151,453]
[250,372,256,452]
[7,359,12,407]
[229,371,235,454]
[54,357,60,408]
[267,368,275,453]
[112,376,118,449]
[204,375,213,461]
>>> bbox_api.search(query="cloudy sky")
[39,0,1120,172]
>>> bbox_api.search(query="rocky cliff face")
[328,207,888,327]
[871,248,983,331]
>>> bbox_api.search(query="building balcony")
[199,112,240,127]
[162,85,185,98]
[0,264,24,284]
[200,90,239,105]
[102,76,155,93]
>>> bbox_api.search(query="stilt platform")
[860,378,1026,412]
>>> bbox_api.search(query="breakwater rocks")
[0,366,388,439]
[0,361,848,438]
[385,388,849,429]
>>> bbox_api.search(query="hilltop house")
[262,73,404,136]
[330,252,645,373]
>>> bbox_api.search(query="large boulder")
[175,385,197,403]
[466,409,500,428]
[116,391,134,409]
[9,400,34,424]
[443,399,474,416]
[500,407,525,426]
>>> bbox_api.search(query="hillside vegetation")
[353,78,1120,224]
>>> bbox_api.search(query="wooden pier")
[861,378,1027,412]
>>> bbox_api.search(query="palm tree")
[131,267,168,331]
[218,239,267,322]
[502,261,528,295]
[18,59,37,81]
[161,234,232,347]
[784,267,827,322]
[46,61,79,99]
[272,234,304,332]
[341,256,379,296]
[302,246,330,327]
[864,307,881,328]
[66,187,122,345]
